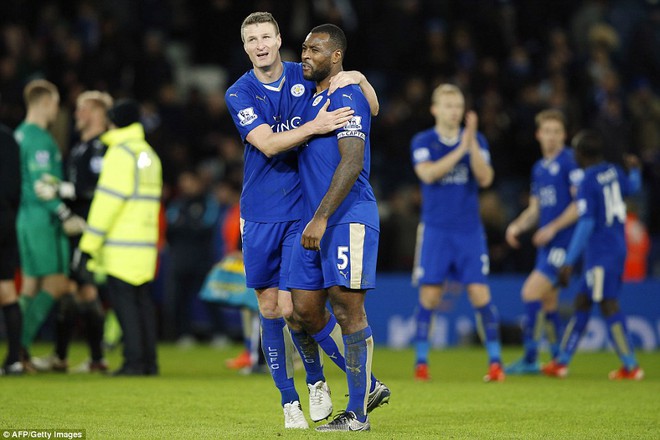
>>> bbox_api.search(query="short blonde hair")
[241,12,280,43]
[431,83,464,104]
[77,90,114,111]
[535,109,566,129]
[23,79,59,107]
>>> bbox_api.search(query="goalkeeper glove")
[34,173,76,201]
[55,204,86,236]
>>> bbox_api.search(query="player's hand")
[301,216,328,251]
[505,224,521,248]
[35,174,76,200]
[311,100,354,135]
[532,224,556,247]
[34,174,58,200]
[464,111,478,135]
[558,265,573,287]
[328,71,363,95]
[62,214,86,236]
[71,247,90,274]
[623,154,641,170]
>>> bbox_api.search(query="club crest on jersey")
[237,107,257,126]
[312,95,324,106]
[291,83,305,97]
[35,150,50,166]
[344,116,362,130]
[549,162,560,175]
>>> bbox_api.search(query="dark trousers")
[107,276,158,374]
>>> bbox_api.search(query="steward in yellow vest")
[79,99,162,375]
[80,112,162,285]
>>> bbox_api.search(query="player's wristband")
[55,203,73,222]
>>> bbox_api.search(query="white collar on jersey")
[262,75,286,92]
[436,127,462,146]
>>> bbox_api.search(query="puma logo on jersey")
[229,92,238,98]
[342,93,353,100]
[256,95,267,102]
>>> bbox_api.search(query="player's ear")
[332,49,343,65]
[276,34,282,50]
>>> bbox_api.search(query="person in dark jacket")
[0,122,23,375]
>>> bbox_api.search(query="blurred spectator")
[623,201,650,282]
[164,170,218,345]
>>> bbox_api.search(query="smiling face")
[242,22,282,70]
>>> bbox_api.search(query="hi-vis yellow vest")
[80,123,162,286]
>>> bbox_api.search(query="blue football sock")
[312,313,378,393]
[343,326,373,422]
[522,301,543,364]
[557,310,590,366]
[606,312,638,370]
[260,316,298,405]
[414,303,433,366]
[475,303,502,364]
[290,328,325,384]
[544,310,561,359]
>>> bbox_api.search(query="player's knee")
[258,302,281,319]
[57,293,77,322]
[521,284,541,302]
[290,306,319,332]
[599,299,619,317]
[573,294,592,312]
[279,301,294,319]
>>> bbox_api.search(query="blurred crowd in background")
[1,0,659,287]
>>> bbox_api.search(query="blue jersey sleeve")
[332,85,370,143]
[225,86,267,141]
[411,131,432,166]
[566,152,584,191]
[475,132,491,164]
[576,173,596,221]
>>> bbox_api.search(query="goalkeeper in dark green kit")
[15,79,85,368]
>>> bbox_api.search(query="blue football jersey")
[298,84,379,230]
[576,162,631,266]
[225,62,315,222]
[531,148,583,247]
[410,127,490,231]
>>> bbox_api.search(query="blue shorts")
[578,262,623,302]
[288,223,378,291]
[412,223,489,286]
[534,245,568,284]
[241,219,300,291]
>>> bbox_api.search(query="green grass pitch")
[1,343,658,439]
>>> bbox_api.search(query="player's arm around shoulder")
[246,99,354,158]
[328,71,379,116]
